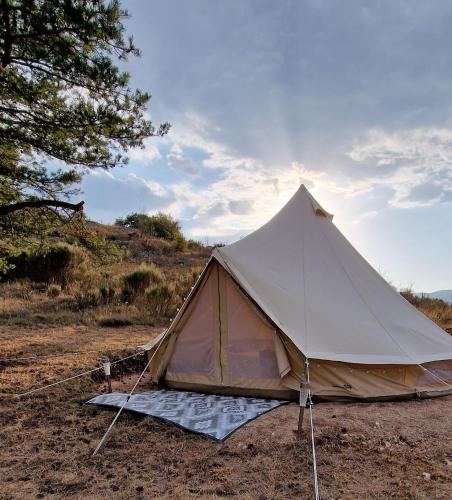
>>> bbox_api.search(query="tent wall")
[147,259,452,400]
[151,261,295,398]
[166,263,221,386]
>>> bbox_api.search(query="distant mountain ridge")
[418,290,452,303]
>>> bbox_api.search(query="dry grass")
[0,323,451,499]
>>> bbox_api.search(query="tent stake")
[297,405,305,432]
[298,381,309,432]
[102,357,112,393]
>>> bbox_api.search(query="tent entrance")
[164,261,292,397]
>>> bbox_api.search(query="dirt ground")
[1,325,451,499]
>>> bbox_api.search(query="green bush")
[120,288,134,304]
[146,283,176,317]
[173,234,187,252]
[99,285,116,303]
[116,212,184,241]
[98,317,132,327]
[6,243,85,286]
[122,264,164,297]
[80,231,124,266]
[73,290,99,309]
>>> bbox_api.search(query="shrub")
[187,239,204,251]
[73,290,100,309]
[146,283,176,317]
[116,212,183,241]
[99,285,116,303]
[98,317,132,327]
[128,237,172,260]
[173,234,187,252]
[79,230,124,266]
[122,264,164,297]
[6,243,85,287]
[47,284,62,298]
[120,288,134,304]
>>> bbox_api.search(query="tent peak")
[297,184,334,220]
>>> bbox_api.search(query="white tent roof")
[213,185,452,365]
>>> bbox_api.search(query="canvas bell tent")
[144,185,452,400]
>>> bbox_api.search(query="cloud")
[229,199,254,215]
[352,210,379,225]
[129,138,162,163]
[166,143,200,175]
[347,128,452,208]
[170,160,311,240]
[81,170,172,222]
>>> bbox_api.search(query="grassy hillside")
[0,219,210,330]
[401,289,452,334]
[1,218,451,335]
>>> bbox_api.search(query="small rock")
[331,414,337,419]
[341,427,347,433]
[444,458,452,467]
[422,472,431,481]
[378,446,385,453]
[136,485,144,492]
[375,421,380,428]
[384,441,391,448]
[111,485,119,491]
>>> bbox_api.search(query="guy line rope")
[305,359,320,500]
[92,329,170,456]
[15,350,147,398]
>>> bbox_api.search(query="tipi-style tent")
[145,185,452,400]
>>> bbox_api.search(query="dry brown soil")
[1,325,451,499]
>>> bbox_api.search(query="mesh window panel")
[417,360,452,387]
[226,277,280,380]
[167,271,217,378]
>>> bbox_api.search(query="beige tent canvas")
[144,185,452,400]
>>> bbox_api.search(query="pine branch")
[0,199,84,216]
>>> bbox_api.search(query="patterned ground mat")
[87,390,289,441]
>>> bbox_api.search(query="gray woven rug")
[87,390,288,441]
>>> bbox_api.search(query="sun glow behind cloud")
[79,0,452,290]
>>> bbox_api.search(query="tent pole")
[297,364,309,432]
[297,403,305,432]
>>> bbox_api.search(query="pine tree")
[0,0,169,271]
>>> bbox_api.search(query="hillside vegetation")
[0,215,451,334]
[0,213,210,329]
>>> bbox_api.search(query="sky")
[80,0,452,292]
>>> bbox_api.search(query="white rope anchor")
[15,351,146,398]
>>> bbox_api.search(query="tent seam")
[217,264,224,385]
[300,197,309,353]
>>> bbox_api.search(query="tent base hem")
[164,380,298,401]
[313,388,452,402]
